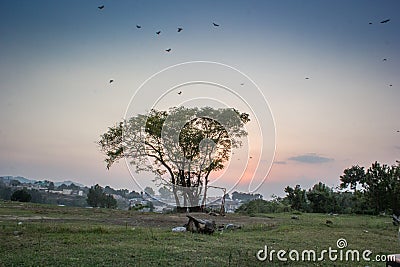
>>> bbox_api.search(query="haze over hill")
[0,176,85,188]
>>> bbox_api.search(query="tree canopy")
[99,106,250,208]
[11,189,32,202]
[86,184,117,209]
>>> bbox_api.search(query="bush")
[236,199,290,215]
[11,189,32,202]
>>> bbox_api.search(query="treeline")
[237,161,400,216]
[0,178,143,209]
[0,181,88,206]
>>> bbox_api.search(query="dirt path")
[0,211,276,229]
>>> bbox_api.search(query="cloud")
[288,153,334,164]
[273,161,287,165]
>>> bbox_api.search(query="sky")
[0,0,399,199]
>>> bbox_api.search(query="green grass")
[0,201,399,266]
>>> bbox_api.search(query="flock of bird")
[97,4,396,125]
[98,4,219,54]
[98,4,220,87]
[133,21,219,54]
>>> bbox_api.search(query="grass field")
[0,201,399,266]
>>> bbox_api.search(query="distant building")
[62,189,73,195]
[207,198,242,213]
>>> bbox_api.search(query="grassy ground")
[0,201,398,266]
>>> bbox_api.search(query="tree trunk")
[172,185,181,207]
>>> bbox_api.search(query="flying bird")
[305,77,310,80]
[380,19,390,24]
[178,91,182,95]
[98,5,104,9]
[165,48,171,52]
[177,27,183,32]
[397,130,399,133]
[213,22,220,27]
[136,25,142,29]
[368,22,373,25]
[156,31,161,35]
[240,83,244,86]
[109,79,114,83]
[383,58,387,61]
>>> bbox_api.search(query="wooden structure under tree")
[202,185,226,216]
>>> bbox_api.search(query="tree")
[340,165,365,193]
[48,182,55,191]
[10,180,21,187]
[68,183,80,190]
[86,184,104,207]
[340,161,400,214]
[104,194,117,209]
[126,190,141,199]
[29,189,44,203]
[307,182,336,213]
[104,186,117,195]
[144,186,155,196]
[0,183,12,200]
[57,183,68,190]
[364,161,399,214]
[11,189,32,202]
[284,185,309,212]
[99,106,250,209]
[159,186,173,200]
[86,184,117,208]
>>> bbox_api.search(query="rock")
[172,226,187,232]
[186,215,216,234]
[225,223,241,230]
[393,214,400,226]
[13,231,22,236]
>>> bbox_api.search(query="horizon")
[1,1,399,199]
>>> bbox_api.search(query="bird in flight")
[156,31,161,35]
[136,25,142,29]
[380,19,391,24]
[98,5,105,9]
[240,83,244,86]
[213,22,220,27]
[368,22,372,25]
[109,79,114,84]
[305,77,310,80]
[383,58,387,61]
[165,48,171,52]
[178,91,182,95]
[397,130,399,133]
[177,27,183,32]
